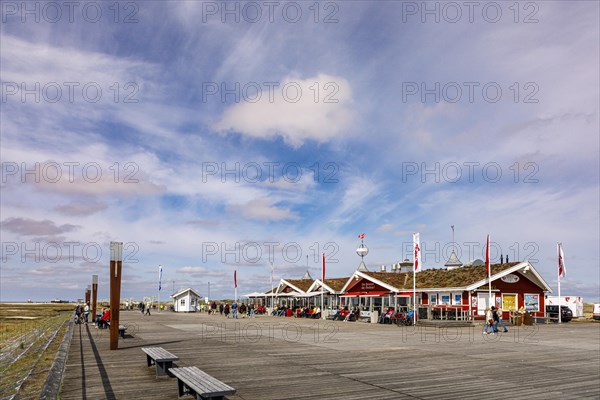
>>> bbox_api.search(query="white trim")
[278,279,309,295]
[340,270,399,293]
[465,261,552,292]
[308,280,337,294]
[171,287,201,299]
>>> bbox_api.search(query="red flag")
[234,270,237,288]
[558,243,566,278]
[485,235,490,275]
[358,233,365,239]
[321,253,326,281]
[413,233,421,272]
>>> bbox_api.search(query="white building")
[172,288,201,312]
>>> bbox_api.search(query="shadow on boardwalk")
[60,311,600,400]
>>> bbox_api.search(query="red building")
[339,261,551,320]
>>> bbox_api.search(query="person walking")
[491,306,500,333]
[231,302,238,319]
[496,306,508,332]
[219,303,224,316]
[140,302,145,314]
[84,302,90,324]
[224,304,230,318]
[145,302,151,316]
[483,307,495,334]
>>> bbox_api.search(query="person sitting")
[96,308,110,329]
[383,308,395,324]
[345,307,358,322]
[330,307,340,320]
[312,306,321,319]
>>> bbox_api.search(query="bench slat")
[170,367,236,397]
[141,347,179,362]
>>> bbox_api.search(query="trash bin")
[512,315,522,326]
[523,312,533,326]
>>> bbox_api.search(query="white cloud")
[214,74,354,147]
[227,197,298,221]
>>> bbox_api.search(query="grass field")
[0,303,74,399]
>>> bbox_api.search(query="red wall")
[472,272,546,319]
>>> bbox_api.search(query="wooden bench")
[170,366,236,400]
[106,322,127,338]
[142,347,179,377]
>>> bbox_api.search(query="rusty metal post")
[109,242,123,350]
[92,275,98,325]
[85,286,91,304]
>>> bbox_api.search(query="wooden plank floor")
[60,312,600,399]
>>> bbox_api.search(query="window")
[453,293,462,305]
[440,293,450,305]
[502,294,517,311]
[180,299,185,306]
[430,294,437,305]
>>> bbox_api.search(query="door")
[477,292,493,316]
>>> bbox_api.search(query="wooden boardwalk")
[60,312,600,399]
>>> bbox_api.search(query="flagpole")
[413,233,420,326]
[413,264,416,325]
[158,264,161,313]
[271,262,274,314]
[321,253,325,320]
[558,242,561,324]
[486,235,491,310]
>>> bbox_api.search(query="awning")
[396,292,415,296]
[361,291,390,297]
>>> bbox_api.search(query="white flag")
[558,243,566,278]
[413,233,421,272]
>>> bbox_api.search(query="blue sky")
[1,1,598,302]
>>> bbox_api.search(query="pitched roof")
[171,287,201,298]
[283,278,314,292]
[363,262,520,289]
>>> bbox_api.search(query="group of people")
[74,302,111,329]
[139,302,152,316]
[296,306,321,318]
[74,302,90,324]
[483,306,508,334]
[205,302,264,318]
[330,306,359,321]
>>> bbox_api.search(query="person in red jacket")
[96,308,110,329]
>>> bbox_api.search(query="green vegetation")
[0,303,73,398]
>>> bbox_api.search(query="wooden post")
[92,275,98,324]
[109,242,123,350]
[85,287,91,304]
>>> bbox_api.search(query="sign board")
[501,274,520,283]
[359,310,371,318]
